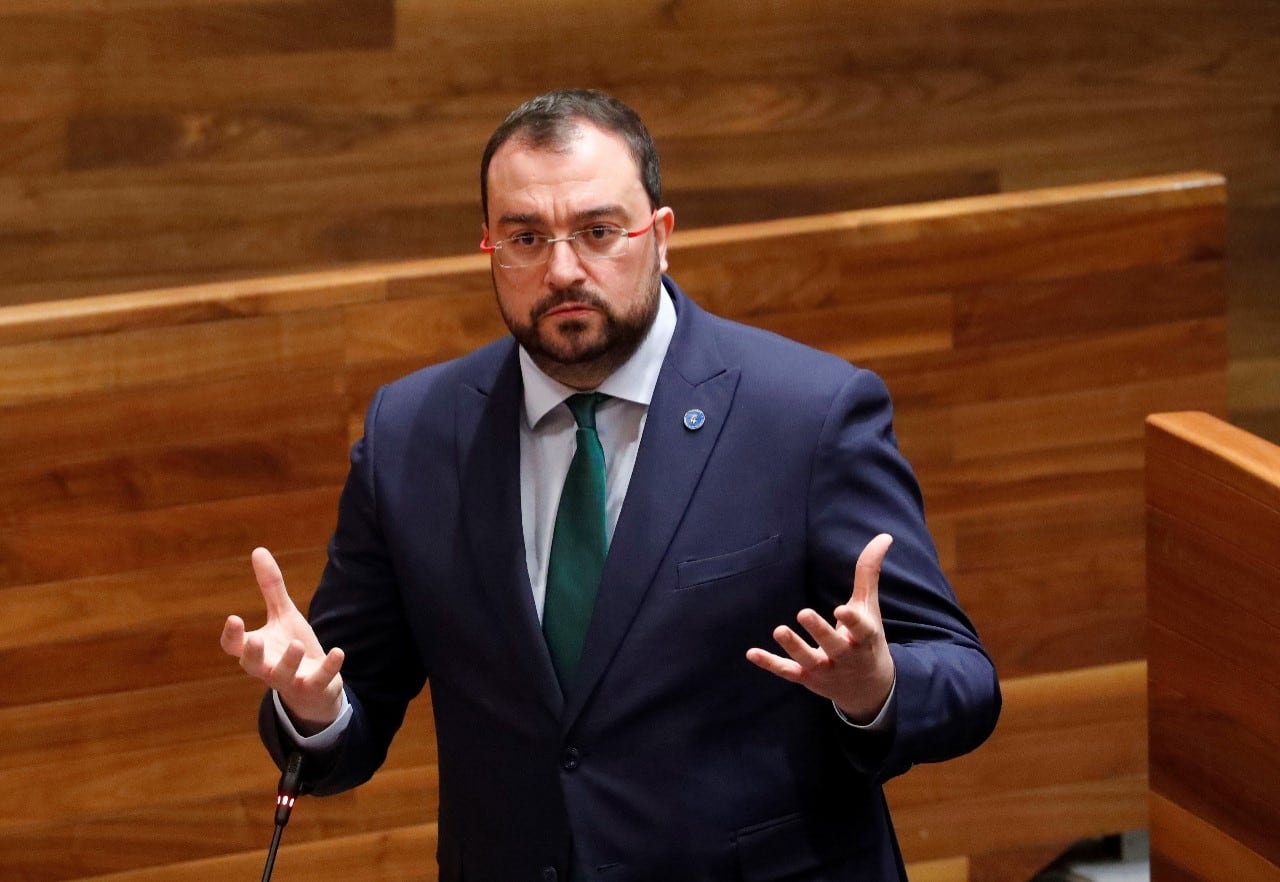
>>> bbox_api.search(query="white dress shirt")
[517,287,676,620]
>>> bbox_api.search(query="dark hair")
[480,89,662,222]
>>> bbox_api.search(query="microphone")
[276,751,304,824]
[261,752,305,882]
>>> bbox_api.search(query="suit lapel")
[566,286,741,725]
[456,344,564,716]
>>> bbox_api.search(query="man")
[221,89,1000,881]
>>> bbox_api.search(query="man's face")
[483,122,674,388]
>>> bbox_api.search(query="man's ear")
[654,207,675,273]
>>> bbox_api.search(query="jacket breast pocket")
[675,534,782,590]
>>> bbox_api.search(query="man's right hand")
[220,547,346,733]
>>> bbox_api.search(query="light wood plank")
[1146,412,1280,880]
[1150,793,1280,882]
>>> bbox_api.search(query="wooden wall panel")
[0,0,1274,438]
[1145,412,1280,881]
[0,175,1225,881]
[886,662,1148,862]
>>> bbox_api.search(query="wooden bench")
[1145,412,1280,882]
[0,171,1227,882]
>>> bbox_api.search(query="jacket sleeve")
[806,368,1001,780]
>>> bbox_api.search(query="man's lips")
[542,302,597,320]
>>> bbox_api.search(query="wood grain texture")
[0,175,1226,880]
[0,0,1274,436]
[887,662,1148,862]
[1150,794,1280,882]
[1145,412,1280,881]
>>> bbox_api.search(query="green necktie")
[543,393,609,688]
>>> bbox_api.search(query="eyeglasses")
[481,211,658,269]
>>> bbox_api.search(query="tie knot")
[565,393,607,430]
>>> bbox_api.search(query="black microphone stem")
[261,752,305,882]
[261,825,285,882]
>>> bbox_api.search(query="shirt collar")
[519,281,678,429]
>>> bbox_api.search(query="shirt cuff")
[832,674,896,731]
[273,689,352,750]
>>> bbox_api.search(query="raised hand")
[746,533,896,724]
[220,547,346,732]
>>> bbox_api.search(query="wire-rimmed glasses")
[481,211,658,269]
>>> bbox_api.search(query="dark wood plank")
[0,486,339,590]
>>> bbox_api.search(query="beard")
[495,250,663,384]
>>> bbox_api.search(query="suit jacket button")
[541,867,558,882]
[561,747,580,770]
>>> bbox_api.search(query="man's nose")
[542,238,587,286]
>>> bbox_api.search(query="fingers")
[233,625,344,695]
[774,618,832,669]
[270,643,346,728]
[747,614,846,681]
[748,594,882,678]
[832,603,878,643]
[851,533,893,608]
[251,546,294,620]
[247,637,315,692]
[304,647,346,692]
[794,609,851,664]
[267,639,307,692]
[220,615,246,657]
[239,630,268,678]
[745,646,803,683]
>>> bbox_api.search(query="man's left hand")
[746,533,896,725]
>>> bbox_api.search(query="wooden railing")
[0,172,1227,882]
[1145,412,1280,882]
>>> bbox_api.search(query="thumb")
[851,533,893,608]
[251,547,294,620]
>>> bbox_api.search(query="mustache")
[531,286,607,321]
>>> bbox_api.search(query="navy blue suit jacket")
[261,278,1000,881]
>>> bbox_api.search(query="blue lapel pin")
[683,409,706,431]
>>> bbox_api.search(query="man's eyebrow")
[496,211,543,227]
[494,205,629,228]
[572,205,627,223]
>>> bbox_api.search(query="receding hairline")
[480,90,663,223]
[484,121,652,212]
